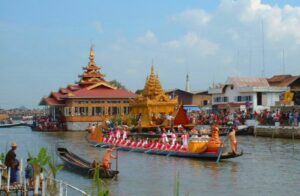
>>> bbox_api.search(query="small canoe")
[56,147,119,179]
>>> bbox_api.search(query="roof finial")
[89,45,95,62]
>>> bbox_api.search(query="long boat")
[93,142,243,161]
[56,147,119,178]
[0,122,29,128]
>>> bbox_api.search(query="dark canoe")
[94,143,243,161]
[0,123,29,128]
[56,147,119,179]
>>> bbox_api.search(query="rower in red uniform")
[171,131,177,145]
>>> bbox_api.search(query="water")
[1,127,300,196]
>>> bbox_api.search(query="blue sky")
[1,0,300,108]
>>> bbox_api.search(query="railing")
[0,161,89,196]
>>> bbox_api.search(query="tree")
[135,89,143,94]
[109,80,126,89]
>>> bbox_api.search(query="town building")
[267,75,300,105]
[40,47,136,131]
[208,77,288,112]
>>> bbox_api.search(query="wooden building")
[40,47,136,131]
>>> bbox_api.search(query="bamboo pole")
[23,176,27,196]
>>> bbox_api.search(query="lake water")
[1,127,300,196]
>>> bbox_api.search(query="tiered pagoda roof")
[40,47,136,106]
[78,47,106,85]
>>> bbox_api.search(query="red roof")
[268,75,300,87]
[66,86,136,99]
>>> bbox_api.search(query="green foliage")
[135,89,143,94]
[173,171,180,196]
[29,147,63,177]
[90,166,110,196]
[109,80,126,90]
[0,152,5,163]
[111,115,123,126]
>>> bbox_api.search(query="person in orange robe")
[101,147,116,170]
[228,127,237,155]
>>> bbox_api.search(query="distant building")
[191,91,212,107]
[166,89,193,105]
[40,47,136,131]
[209,77,288,112]
[268,75,300,105]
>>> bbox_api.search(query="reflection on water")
[1,127,300,196]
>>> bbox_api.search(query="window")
[92,107,104,115]
[236,96,252,102]
[91,101,105,104]
[214,96,228,103]
[203,100,208,106]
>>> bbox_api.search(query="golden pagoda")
[130,65,178,127]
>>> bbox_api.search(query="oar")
[216,128,231,163]
[115,149,119,181]
[145,149,153,154]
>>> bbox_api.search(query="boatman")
[171,131,177,146]
[228,126,238,155]
[101,147,117,171]
[5,143,19,184]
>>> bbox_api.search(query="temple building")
[130,65,178,127]
[40,47,136,131]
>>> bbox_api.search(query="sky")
[1,0,300,108]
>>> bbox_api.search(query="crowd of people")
[187,110,300,127]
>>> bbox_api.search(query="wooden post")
[19,159,23,184]
[34,175,39,196]
[7,167,10,192]
[59,180,63,196]
[24,176,27,196]
[42,174,46,196]
[0,170,2,188]
[254,125,257,138]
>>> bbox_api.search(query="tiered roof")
[141,65,165,100]
[78,47,106,85]
[40,47,136,106]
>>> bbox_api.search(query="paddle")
[115,149,119,181]
[216,128,231,163]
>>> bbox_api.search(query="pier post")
[34,175,40,196]
[42,174,46,196]
[23,176,27,196]
[19,159,23,185]
[7,167,11,192]
[0,169,2,188]
[59,180,63,196]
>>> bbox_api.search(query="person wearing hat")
[5,143,19,184]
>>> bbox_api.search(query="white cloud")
[96,0,300,91]
[136,31,158,45]
[171,9,211,26]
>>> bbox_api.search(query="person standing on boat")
[229,126,237,155]
[181,131,189,147]
[122,128,128,140]
[171,131,177,145]
[101,147,117,170]
[161,131,168,144]
[5,143,19,184]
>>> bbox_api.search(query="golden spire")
[154,74,164,95]
[89,45,95,64]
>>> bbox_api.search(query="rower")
[161,131,168,144]
[171,131,177,145]
[101,147,116,171]
[228,126,238,155]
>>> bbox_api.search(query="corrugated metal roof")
[227,77,269,87]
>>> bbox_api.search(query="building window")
[236,96,252,102]
[203,100,208,106]
[214,96,228,103]
[92,107,104,115]
[91,101,105,104]
[74,100,89,104]
[107,100,121,104]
